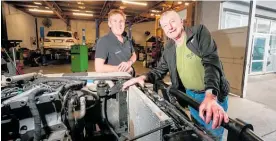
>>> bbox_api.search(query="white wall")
[196,1,249,95]
[212,27,248,96]
[37,18,67,38]
[4,3,36,50]
[196,1,221,32]
[131,21,155,47]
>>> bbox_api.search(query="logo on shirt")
[186,52,195,59]
[115,50,121,54]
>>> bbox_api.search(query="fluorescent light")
[72,9,80,12]
[156,14,160,17]
[45,7,49,9]
[178,2,182,4]
[122,0,147,6]
[26,5,39,8]
[185,2,189,6]
[77,1,84,5]
[86,11,93,13]
[151,10,161,13]
[34,2,42,5]
[73,12,93,17]
[119,6,126,9]
[29,9,53,13]
[150,13,155,16]
[79,6,85,9]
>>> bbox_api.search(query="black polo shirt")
[95,31,134,66]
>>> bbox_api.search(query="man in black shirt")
[95,9,136,74]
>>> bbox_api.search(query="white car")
[44,30,77,51]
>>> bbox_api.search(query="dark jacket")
[146,24,230,102]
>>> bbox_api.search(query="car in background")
[44,30,77,59]
[44,30,77,51]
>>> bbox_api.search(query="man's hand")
[122,75,146,91]
[118,61,132,72]
[126,67,133,74]
[199,93,229,129]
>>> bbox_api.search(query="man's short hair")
[108,9,126,20]
[160,10,179,23]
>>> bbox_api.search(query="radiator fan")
[42,18,52,28]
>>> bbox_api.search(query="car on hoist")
[44,30,78,59]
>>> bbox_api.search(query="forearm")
[128,53,137,65]
[96,64,118,72]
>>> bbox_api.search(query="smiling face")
[159,11,183,40]
[108,13,125,36]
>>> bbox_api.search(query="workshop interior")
[1,1,276,141]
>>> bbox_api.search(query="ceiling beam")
[131,1,165,24]
[43,1,68,25]
[99,1,115,24]
[57,2,103,10]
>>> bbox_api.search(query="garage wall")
[130,21,155,47]
[195,1,221,32]
[195,1,248,96]
[3,3,36,50]
[212,27,247,96]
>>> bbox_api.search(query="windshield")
[47,31,72,37]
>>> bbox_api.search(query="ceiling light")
[150,13,155,16]
[29,9,53,13]
[119,6,126,9]
[79,6,85,9]
[185,2,189,6]
[77,1,84,5]
[34,2,42,5]
[86,11,93,13]
[121,0,147,6]
[73,12,93,17]
[72,9,80,12]
[178,2,182,4]
[45,7,49,9]
[151,10,161,13]
[156,14,160,17]
[26,5,39,8]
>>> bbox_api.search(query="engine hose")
[27,87,51,141]
[63,81,85,92]
[68,97,77,141]
[60,82,84,114]
[104,97,120,140]
[80,87,99,110]
[78,97,86,119]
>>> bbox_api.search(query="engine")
[1,73,264,141]
[1,73,129,141]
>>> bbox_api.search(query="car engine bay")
[1,72,263,141]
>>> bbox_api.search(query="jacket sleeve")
[197,25,221,95]
[145,50,169,83]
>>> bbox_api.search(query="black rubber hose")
[63,81,85,92]
[60,82,86,114]
[27,87,51,141]
[68,97,77,141]
[156,81,264,141]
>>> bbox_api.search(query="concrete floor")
[23,60,276,140]
[246,73,276,111]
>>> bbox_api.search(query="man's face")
[160,12,183,39]
[108,14,125,36]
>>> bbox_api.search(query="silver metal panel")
[128,86,172,141]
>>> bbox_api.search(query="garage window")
[224,12,248,29]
